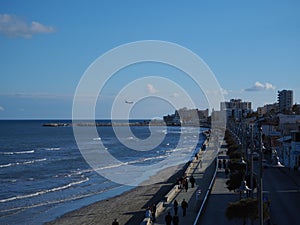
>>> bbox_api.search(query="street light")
[239,180,251,199]
[239,157,246,165]
[258,126,263,225]
[250,124,254,198]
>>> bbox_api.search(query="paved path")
[153,160,216,225]
[153,138,221,225]
[198,167,237,225]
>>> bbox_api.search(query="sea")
[0,120,207,225]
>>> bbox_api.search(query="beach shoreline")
[44,163,189,225]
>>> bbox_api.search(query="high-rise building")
[220,99,251,111]
[220,99,252,119]
[278,90,293,112]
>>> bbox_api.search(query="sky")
[0,0,300,119]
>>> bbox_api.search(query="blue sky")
[0,0,300,119]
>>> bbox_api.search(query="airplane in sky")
[125,100,134,104]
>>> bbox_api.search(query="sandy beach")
[45,163,188,225]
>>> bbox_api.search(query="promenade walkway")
[153,139,220,225]
[198,164,237,225]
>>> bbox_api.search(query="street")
[198,166,300,225]
[263,167,300,225]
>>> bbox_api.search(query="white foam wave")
[0,183,118,214]
[0,177,89,203]
[0,158,47,168]
[0,150,35,155]
[44,147,61,151]
[0,163,12,168]
[93,155,168,171]
[92,137,101,141]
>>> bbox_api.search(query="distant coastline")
[42,119,210,128]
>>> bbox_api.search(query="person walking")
[172,214,179,225]
[225,168,229,178]
[165,211,172,225]
[151,203,157,222]
[189,175,195,188]
[181,199,188,217]
[173,199,178,215]
[183,178,188,192]
[112,218,119,225]
[145,207,152,221]
[218,159,222,169]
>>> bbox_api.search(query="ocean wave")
[92,137,101,141]
[0,183,118,214]
[0,150,35,155]
[44,147,61,151]
[0,177,89,203]
[0,158,47,168]
[162,129,167,134]
[0,163,12,168]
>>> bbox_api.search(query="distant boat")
[125,100,134,104]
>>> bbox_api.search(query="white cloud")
[265,82,275,90]
[147,84,158,94]
[0,14,55,38]
[244,81,276,92]
[170,92,179,98]
[0,106,4,111]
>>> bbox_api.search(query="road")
[263,167,300,225]
[199,166,300,225]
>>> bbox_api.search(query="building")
[278,113,300,135]
[291,130,300,169]
[257,103,279,116]
[220,99,252,120]
[163,108,209,126]
[292,104,300,114]
[278,90,293,113]
[278,128,300,169]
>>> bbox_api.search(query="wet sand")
[45,163,188,225]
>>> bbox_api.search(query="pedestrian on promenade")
[172,214,179,225]
[225,168,229,178]
[173,199,178,215]
[151,203,156,222]
[181,199,188,217]
[218,159,222,169]
[165,211,172,225]
[189,175,195,188]
[145,207,152,221]
[178,177,183,189]
[112,218,119,225]
[223,159,227,168]
[183,178,188,192]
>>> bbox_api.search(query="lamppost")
[239,180,251,199]
[250,124,254,198]
[258,126,263,225]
